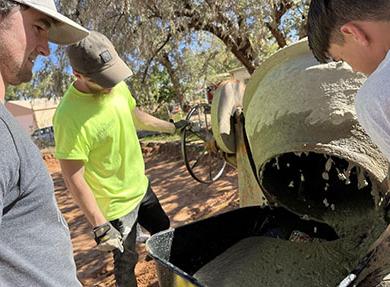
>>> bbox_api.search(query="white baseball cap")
[13,0,89,45]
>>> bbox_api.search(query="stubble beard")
[0,8,34,86]
[0,37,33,86]
[12,63,33,84]
[1,57,33,85]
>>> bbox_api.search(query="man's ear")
[340,22,369,46]
[73,70,82,80]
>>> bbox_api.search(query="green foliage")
[128,65,175,120]
[6,82,34,101]
[141,65,175,106]
[11,1,310,112]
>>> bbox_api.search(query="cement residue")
[244,41,366,136]
[194,194,386,287]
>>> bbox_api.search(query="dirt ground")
[43,141,239,287]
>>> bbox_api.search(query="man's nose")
[37,33,50,56]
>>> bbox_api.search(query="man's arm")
[59,159,106,227]
[133,108,176,134]
[60,159,123,252]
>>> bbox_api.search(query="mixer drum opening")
[259,151,382,222]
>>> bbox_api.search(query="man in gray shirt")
[0,0,89,285]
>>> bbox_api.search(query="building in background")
[5,98,59,134]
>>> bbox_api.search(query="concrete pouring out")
[194,152,387,286]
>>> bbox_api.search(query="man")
[53,31,184,286]
[307,0,390,160]
[0,0,88,286]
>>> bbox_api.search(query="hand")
[93,222,124,253]
[170,119,189,133]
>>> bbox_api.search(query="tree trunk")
[160,53,185,108]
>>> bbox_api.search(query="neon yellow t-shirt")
[53,81,148,221]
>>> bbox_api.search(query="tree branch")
[141,34,172,83]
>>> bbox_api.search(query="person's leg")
[138,184,170,235]
[111,219,138,287]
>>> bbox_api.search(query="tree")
[61,0,309,70]
[27,0,311,110]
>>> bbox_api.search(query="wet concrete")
[194,177,387,286]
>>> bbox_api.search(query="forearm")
[133,108,175,134]
[60,160,106,227]
[64,177,106,226]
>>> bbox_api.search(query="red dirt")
[45,141,239,287]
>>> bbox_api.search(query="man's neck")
[73,79,112,95]
[73,79,91,94]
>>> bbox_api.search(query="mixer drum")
[244,39,389,208]
[243,39,390,286]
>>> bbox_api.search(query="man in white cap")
[54,31,187,286]
[0,0,88,286]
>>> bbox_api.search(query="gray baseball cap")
[67,31,133,88]
[13,0,89,45]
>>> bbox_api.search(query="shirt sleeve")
[123,82,136,111]
[355,72,390,161]
[122,82,137,124]
[53,112,91,162]
[124,81,137,110]
[128,93,136,111]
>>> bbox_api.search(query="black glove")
[93,222,124,252]
[170,119,189,133]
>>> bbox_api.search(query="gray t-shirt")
[0,104,81,286]
[355,50,390,161]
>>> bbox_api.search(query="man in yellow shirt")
[54,31,184,287]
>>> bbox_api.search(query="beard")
[0,43,33,86]
[3,59,33,85]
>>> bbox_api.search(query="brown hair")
[307,0,390,63]
[0,0,28,16]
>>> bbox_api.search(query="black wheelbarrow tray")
[145,206,337,287]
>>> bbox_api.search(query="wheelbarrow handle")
[338,274,357,287]
[337,249,375,287]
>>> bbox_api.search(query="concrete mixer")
[146,39,390,287]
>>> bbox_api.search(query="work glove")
[93,222,124,253]
[170,119,189,133]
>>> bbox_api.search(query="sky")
[33,43,59,73]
